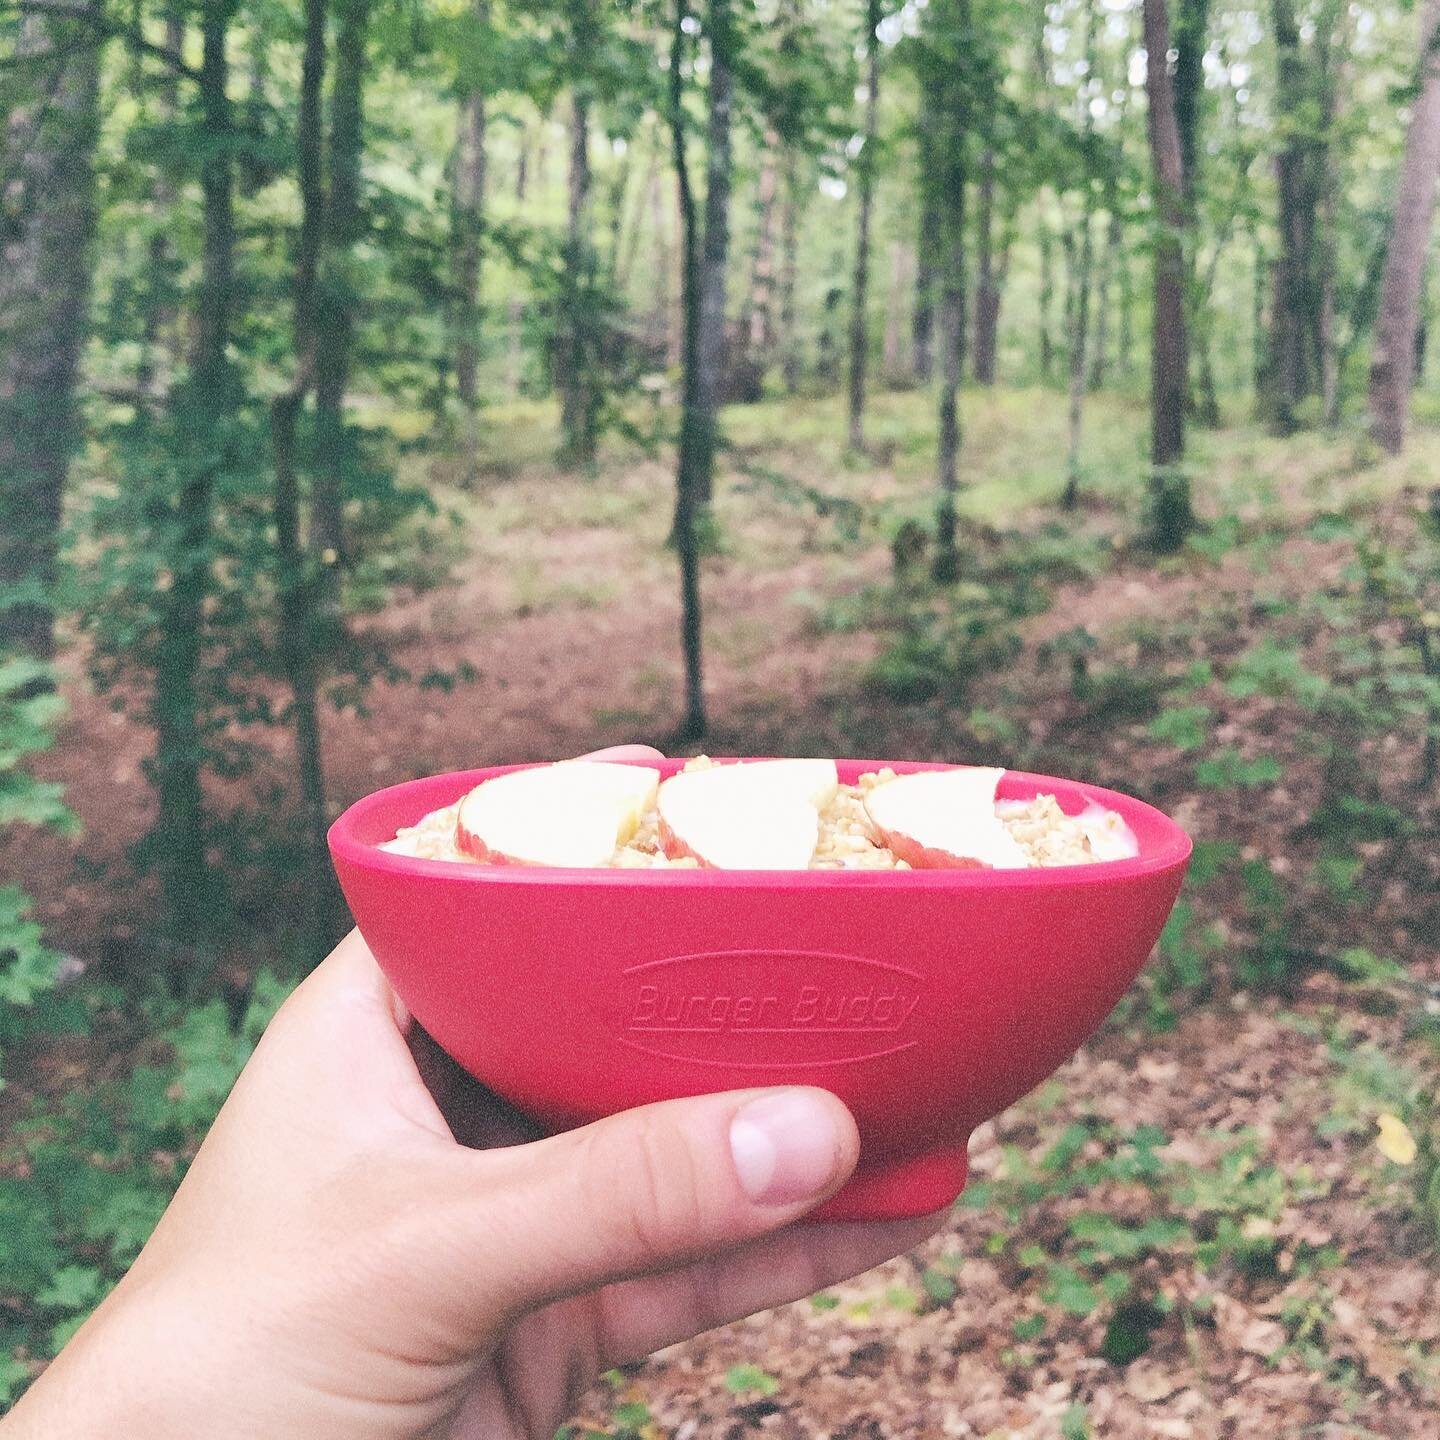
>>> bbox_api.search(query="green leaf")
[1060,1402,1091,1440]
[1194,749,1282,789]
[724,1364,779,1396]
[810,1291,841,1311]
[1044,1264,1100,1317]
[35,1264,103,1311]
[1012,1313,1046,1341]
[921,1267,957,1304]
[0,1351,31,1407]
[612,1401,651,1430]
[1146,704,1212,751]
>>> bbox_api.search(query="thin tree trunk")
[1253,236,1269,399]
[668,0,705,740]
[151,0,236,942]
[1173,0,1209,417]
[271,0,332,967]
[558,85,595,463]
[847,0,880,450]
[883,239,908,377]
[452,0,488,480]
[927,0,971,585]
[744,128,779,360]
[1269,0,1313,429]
[312,0,370,582]
[779,147,801,392]
[973,148,999,385]
[913,95,939,384]
[1143,0,1192,548]
[1118,233,1134,379]
[1369,0,1440,451]
[1039,215,1055,381]
[137,7,183,395]
[1063,210,1095,507]
[694,0,734,506]
[1063,0,1098,507]
[616,135,655,295]
[1090,208,1119,389]
[0,3,99,664]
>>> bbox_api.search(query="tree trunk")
[883,239,908,377]
[1269,0,1317,429]
[1090,208,1119,389]
[973,148,1000,385]
[913,106,939,384]
[668,0,706,740]
[0,4,99,664]
[151,0,237,942]
[1038,216,1055,381]
[1118,233,1134,379]
[779,147,801,392]
[1142,0,1192,549]
[1063,0,1098,507]
[744,128,780,363]
[1369,0,1440,452]
[557,86,595,464]
[452,0,488,480]
[312,0,370,584]
[695,0,734,505]
[1063,210,1095,508]
[270,0,333,967]
[847,0,880,450]
[926,0,971,585]
[137,7,183,396]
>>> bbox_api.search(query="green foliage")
[723,1364,779,1397]
[0,971,292,1400]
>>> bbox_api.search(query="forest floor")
[9,386,1440,1436]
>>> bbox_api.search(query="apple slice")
[656,759,835,869]
[456,761,660,867]
[863,766,1030,870]
[1076,800,1139,861]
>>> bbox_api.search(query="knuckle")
[598,1112,711,1259]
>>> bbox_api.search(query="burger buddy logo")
[620,950,922,1067]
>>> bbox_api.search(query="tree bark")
[925,0,971,584]
[779,147,801,392]
[136,7,183,396]
[1038,217,1055,381]
[557,83,595,463]
[0,3,99,663]
[151,0,237,940]
[270,0,333,967]
[847,0,880,450]
[1268,0,1321,428]
[695,0,734,505]
[1062,212,1094,507]
[668,0,706,740]
[1368,0,1440,452]
[1142,0,1192,548]
[1090,207,1119,389]
[913,95,939,384]
[744,128,780,364]
[312,0,370,584]
[883,239,908,377]
[973,148,1000,385]
[452,0,489,479]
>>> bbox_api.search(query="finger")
[591,1211,949,1364]
[458,1087,860,1313]
[575,743,667,763]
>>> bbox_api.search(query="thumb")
[465,1087,860,1312]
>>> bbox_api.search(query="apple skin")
[867,824,993,871]
[657,813,711,867]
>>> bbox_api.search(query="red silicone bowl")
[329,759,1190,1221]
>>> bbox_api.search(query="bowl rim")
[328,757,1192,890]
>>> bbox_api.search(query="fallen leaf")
[1375,1114,1417,1165]
[1123,1361,1184,1404]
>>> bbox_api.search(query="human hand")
[6,747,945,1440]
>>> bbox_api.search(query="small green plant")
[723,1364,779,1397]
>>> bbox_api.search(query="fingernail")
[730,1091,843,1206]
